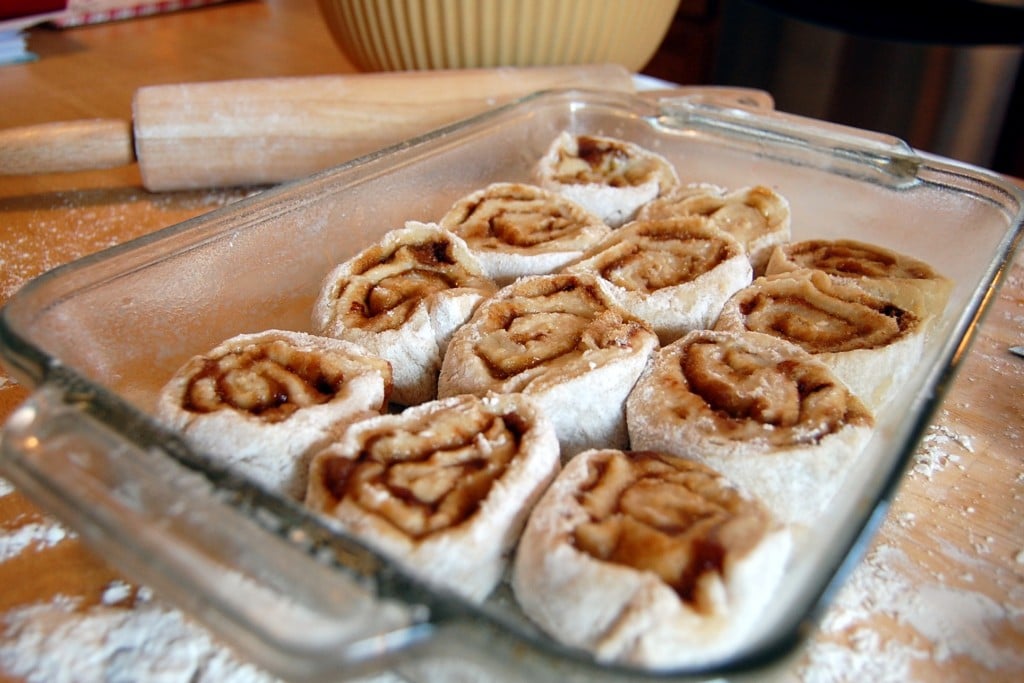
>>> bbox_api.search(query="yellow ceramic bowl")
[317,0,680,72]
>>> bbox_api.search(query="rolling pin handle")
[0,118,135,175]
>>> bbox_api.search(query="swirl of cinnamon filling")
[575,217,742,293]
[470,274,654,383]
[723,269,919,354]
[330,228,494,333]
[182,337,384,423]
[668,331,873,446]
[770,238,938,280]
[440,182,609,251]
[546,134,677,190]
[571,449,769,612]
[641,185,789,247]
[311,396,527,538]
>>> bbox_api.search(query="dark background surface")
[642,0,1024,176]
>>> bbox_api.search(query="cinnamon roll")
[437,273,659,458]
[638,184,791,275]
[438,182,611,285]
[626,329,874,525]
[156,330,393,500]
[764,238,952,325]
[512,448,791,668]
[312,222,497,406]
[714,268,925,410]
[536,132,679,227]
[564,216,752,344]
[305,392,560,603]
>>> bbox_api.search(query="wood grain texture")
[0,119,133,173]
[131,64,635,190]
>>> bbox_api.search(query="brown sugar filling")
[446,186,599,250]
[316,399,526,539]
[783,240,937,280]
[336,238,492,332]
[671,337,873,445]
[553,135,660,188]
[736,271,918,354]
[571,450,768,612]
[646,186,786,247]
[589,219,736,293]
[183,338,363,423]
[473,276,651,380]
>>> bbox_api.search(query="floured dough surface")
[311,221,497,405]
[438,273,659,457]
[638,184,791,274]
[764,238,953,325]
[536,132,679,227]
[156,329,393,499]
[512,448,791,668]
[715,269,925,410]
[627,329,874,526]
[439,182,611,285]
[565,216,752,343]
[305,392,559,602]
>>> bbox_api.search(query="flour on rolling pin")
[0,65,636,192]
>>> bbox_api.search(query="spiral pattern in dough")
[636,329,873,449]
[572,217,743,293]
[722,269,918,354]
[468,274,654,385]
[310,396,526,538]
[440,182,609,251]
[182,336,386,424]
[329,229,494,333]
[571,449,769,611]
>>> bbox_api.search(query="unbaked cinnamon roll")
[312,222,497,406]
[637,184,791,275]
[305,392,559,603]
[714,268,925,410]
[156,330,393,500]
[512,448,791,668]
[627,329,874,525]
[438,182,611,285]
[536,132,679,227]
[437,273,659,458]
[764,238,952,325]
[564,216,752,344]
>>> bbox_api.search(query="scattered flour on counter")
[911,424,972,480]
[799,543,1024,682]
[0,520,71,562]
[0,477,13,498]
[0,591,281,683]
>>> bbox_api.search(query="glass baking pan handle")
[657,95,922,185]
[0,381,431,682]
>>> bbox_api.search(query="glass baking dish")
[1,88,1021,682]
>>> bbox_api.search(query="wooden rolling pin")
[0,64,635,191]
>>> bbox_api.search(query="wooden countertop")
[1,1,1023,681]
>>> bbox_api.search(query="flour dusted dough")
[311,221,497,406]
[536,132,679,227]
[764,238,953,326]
[439,182,611,285]
[714,269,925,410]
[564,216,752,344]
[638,184,791,275]
[437,273,659,458]
[155,329,392,500]
[305,393,560,603]
[627,329,874,526]
[512,448,791,669]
